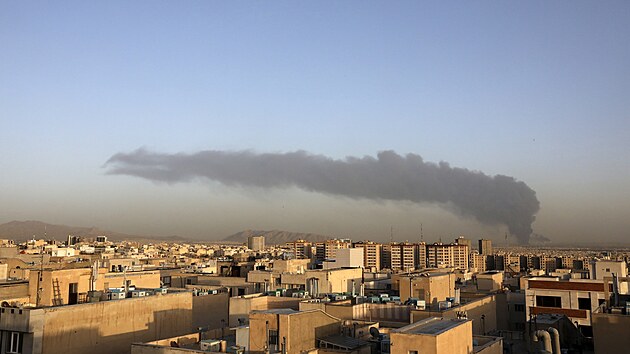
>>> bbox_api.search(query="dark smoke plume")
[105,149,540,244]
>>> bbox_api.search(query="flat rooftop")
[251,308,298,315]
[394,317,469,335]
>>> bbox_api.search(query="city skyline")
[2,2,629,243]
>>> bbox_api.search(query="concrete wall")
[38,291,194,354]
[0,263,8,281]
[473,336,503,354]
[192,292,229,330]
[0,281,29,303]
[592,311,630,354]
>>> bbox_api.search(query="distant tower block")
[248,235,265,252]
[479,239,493,255]
[455,236,471,249]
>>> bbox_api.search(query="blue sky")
[1,1,629,243]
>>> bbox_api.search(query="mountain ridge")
[223,229,332,245]
[0,220,188,242]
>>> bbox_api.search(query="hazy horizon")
[2,2,629,244]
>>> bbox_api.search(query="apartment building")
[284,240,312,259]
[426,243,469,270]
[352,241,381,271]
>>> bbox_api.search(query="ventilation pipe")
[531,330,552,354]
[547,327,561,354]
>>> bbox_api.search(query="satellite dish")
[369,327,381,339]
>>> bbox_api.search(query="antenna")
[390,226,394,244]
[420,223,424,243]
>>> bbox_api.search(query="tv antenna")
[390,226,394,244]
[420,223,424,243]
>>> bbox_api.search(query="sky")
[1,1,629,244]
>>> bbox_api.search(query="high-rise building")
[426,243,469,269]
[67,235,78,246]
[469,251,486,272]
[455,236,472,249]
[478,239,493,255]
[285,239,312,259]
[247,235,265,251]
[353,241,382,271]
[315,239,351,261]
[416,242,427,270]
[382,242,418,272]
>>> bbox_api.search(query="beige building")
[304,268,363,297]
[28,267,161,307]
[317,239,351,261]
[285,240,313,259]
[323,248,363,269]
[397,273,455,309]
[0,291,211,354]
[247,235,265,252]
[352,241,381,271]
[383,243,418,272]
[469,252,487,273]
[411,293,502,336]
[426,243,469,269]
[390,318,501,354]
[248,309,344,354]
[476,271,504,292]
[478,239,492,255]
[246,308,374,354]
[228,293,302,327]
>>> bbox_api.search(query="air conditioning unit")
[131,290,148,298]
[108,291,126,300]
[200,340,223,351]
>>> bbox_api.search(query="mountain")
[223,229,332,245]
[0,220,188,242]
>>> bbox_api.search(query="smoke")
[529,233,551,243]
[105,149,540,244]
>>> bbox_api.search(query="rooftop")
[393,317,469,335]
[251,308,298,315]
[318,335,369,350]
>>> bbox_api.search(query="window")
[7,331,22,354]
[578,298,591,310]
[409,351,418,354]
[536,296,561,308]
[514,304,525,312]
[160,276,171,287]
[268,329,279,348]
